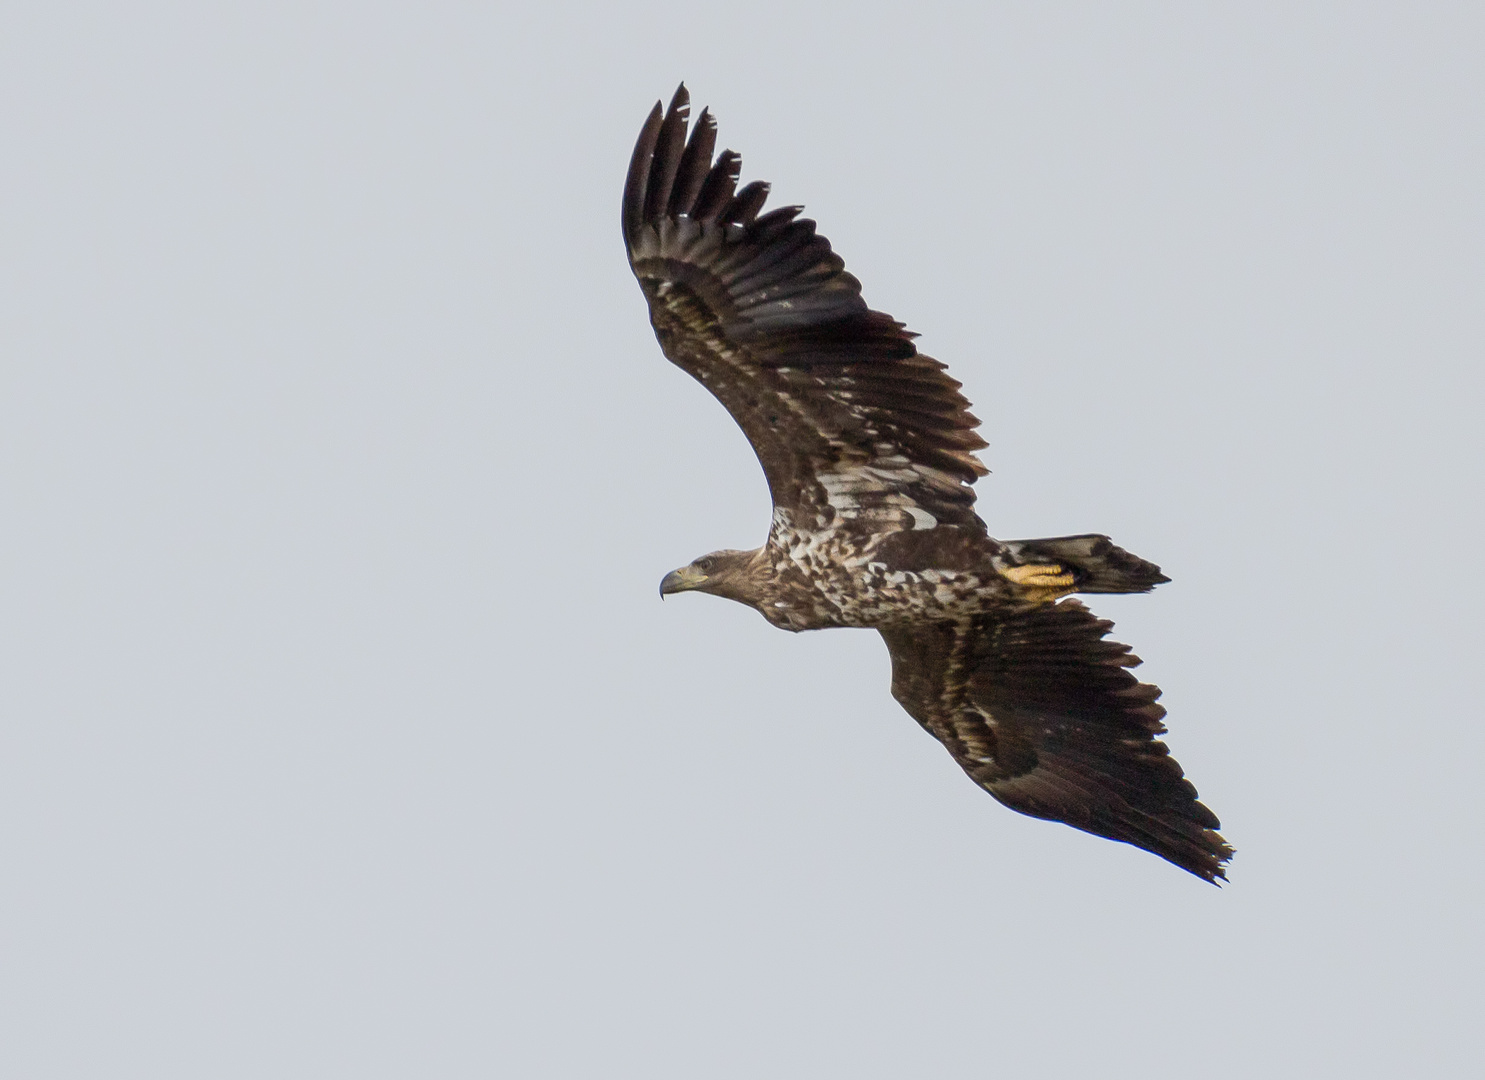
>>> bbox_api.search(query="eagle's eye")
[695,555,718,573]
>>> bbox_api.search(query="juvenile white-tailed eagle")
[626,86,1231,882]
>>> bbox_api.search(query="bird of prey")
[625,86,1231,882]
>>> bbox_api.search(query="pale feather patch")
[814,458,942,530]
[905,506,938,530]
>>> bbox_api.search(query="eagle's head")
[659,548,762,603]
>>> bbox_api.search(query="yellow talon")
[1000,563,1077,589]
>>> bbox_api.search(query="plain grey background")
[2,2,1481,1076]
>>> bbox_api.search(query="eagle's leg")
[999,563,1077,589]
[998,563,1079,604]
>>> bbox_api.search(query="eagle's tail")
[1001,534,1170,594]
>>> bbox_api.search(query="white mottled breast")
[764,507,1004,630]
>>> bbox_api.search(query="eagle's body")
[676,528,1108,632]
[628,87,1232,882]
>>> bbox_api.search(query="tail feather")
[1002,534,1169,594]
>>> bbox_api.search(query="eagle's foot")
[1000,563,1077,589]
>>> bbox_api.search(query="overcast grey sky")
[2,2,1482,1077]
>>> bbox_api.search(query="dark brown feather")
[621,102,663,242]
[691,151,741,224]
[880,601,1232,882]
[669,106,717,218]
[723,180,771,226]
[644,86,690,224]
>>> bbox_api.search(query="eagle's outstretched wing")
[880,600,1232,881]
[625,85,988,535]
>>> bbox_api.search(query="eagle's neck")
[725,545,841,632]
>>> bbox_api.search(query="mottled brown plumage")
[629,86,1231,882]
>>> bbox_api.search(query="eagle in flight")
[626,86,1232,882]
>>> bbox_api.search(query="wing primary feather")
[751,205,805,240]
[728,238,837,298]
[643,86,690,225]
[724,180,771,225]
[723,221,821,288]
[622,101,664,242]
[670,106,716,217]
[691,150,742,223]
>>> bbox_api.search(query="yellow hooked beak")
[659,564,708,597]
